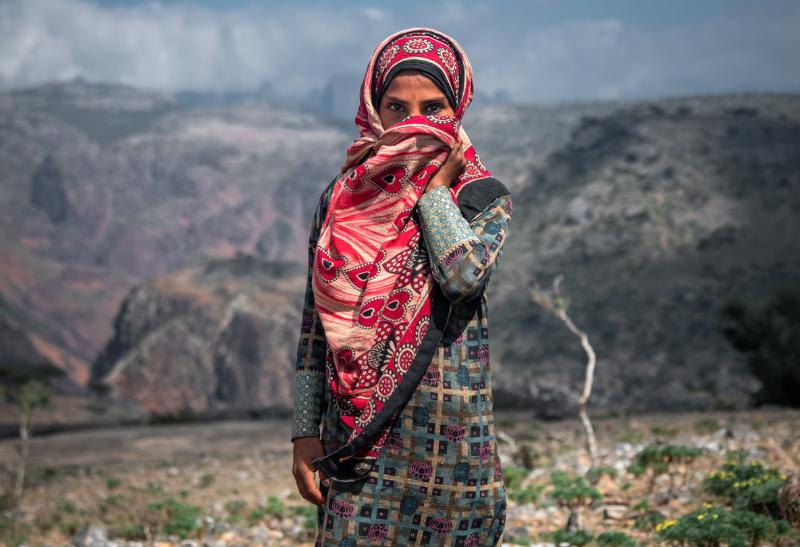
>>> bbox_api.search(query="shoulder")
[316,175,339,218]
[455,176,511,221]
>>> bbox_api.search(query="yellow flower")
[697,514,706,521]
[656,519,677,533]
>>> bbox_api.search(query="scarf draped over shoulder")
[311,27,493,479]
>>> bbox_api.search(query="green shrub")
[547,529,593,546]
[263,495,285,518]
[633,509,665,532]
[147,498,200,539]
[289,505,318,530]
[586,466,617,485]
[694,418,721,434]
[502,465,529,491]
[703,454,787,515]
[595,530,636,546]
[106,477,122,490]
[198,472,215,488]
[508,483,545,505]
[550,471,601,507]
[656,505,793,547]
[627,444,702,478]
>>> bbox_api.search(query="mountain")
[0,81,350,426]
[1,81,798,427]
[489,95,800,416]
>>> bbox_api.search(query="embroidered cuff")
[417,186,477,259]
[291,370,325,440]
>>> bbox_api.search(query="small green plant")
[246,506,267,525]
[550,471,601,508]
[198,472,215,488]
[704,454,788,515]
[655,504,794,547]
[106,477,122,490]
[263,495,285,518]
[651,425,679,439]
[508,483,545,505]
[633,509,665,532]
[695,418,721,434]
[107,522,146,540]
[547,529,593,546]
[147,498,200,539]
[98,494,124,516]
[145,481,164,495]
[628,443,702,492]
[586,466,617,485]
[628,444,702,478]
[0,513,32,547]
[58,498,79,514]
[224,499,248,523]
[289,505,317,530]
[502,465,529,490]
[595,530,636,546]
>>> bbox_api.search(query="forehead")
[384,71,446,96]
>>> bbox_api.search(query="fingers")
[293,462,325,506]
[319,468,331,488]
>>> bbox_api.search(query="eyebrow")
[383,94,447,105]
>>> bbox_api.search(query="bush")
[627,444,702,478]
[508,483,545,505]
[146,498,200,539]
[586,466,617,485]
[704,454,787,515]
[550,471,601,508]
[502,465,529,491]
[656,505,793,547]
[595,530,636,546]
[547,529,593,546]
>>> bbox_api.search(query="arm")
[417,185,512,304]
[292,179,337,507]
[291,180,335,442]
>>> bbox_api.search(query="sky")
[1,0,799,104]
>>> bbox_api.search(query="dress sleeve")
[291,181,335,442]
[417,185,512,304]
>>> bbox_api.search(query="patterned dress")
[292,176,512,547]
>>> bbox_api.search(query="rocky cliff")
[489,95,800,416]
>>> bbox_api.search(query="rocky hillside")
[1,81,798,425]
[90,255,305,417]
[490,95,800,416]
[0,81,349,402]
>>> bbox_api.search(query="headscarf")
[311,27,492,473]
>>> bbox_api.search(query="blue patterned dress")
[292,176,512,546]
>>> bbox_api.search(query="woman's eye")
[387,103,404,112]
[424,103,443,114]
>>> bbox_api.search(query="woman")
[291,27,512,546]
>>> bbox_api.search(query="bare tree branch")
[531,275,598,467]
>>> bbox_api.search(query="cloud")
[0,0,798,103]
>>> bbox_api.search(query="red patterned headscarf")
[311,28,492,469]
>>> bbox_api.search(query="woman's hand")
[425,138,466,193]
[292,436,329,506]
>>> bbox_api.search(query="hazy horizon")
[1,0,799,106]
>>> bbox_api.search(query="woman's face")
[378,69,455,129]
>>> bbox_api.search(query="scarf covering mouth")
[311,28,493,470]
